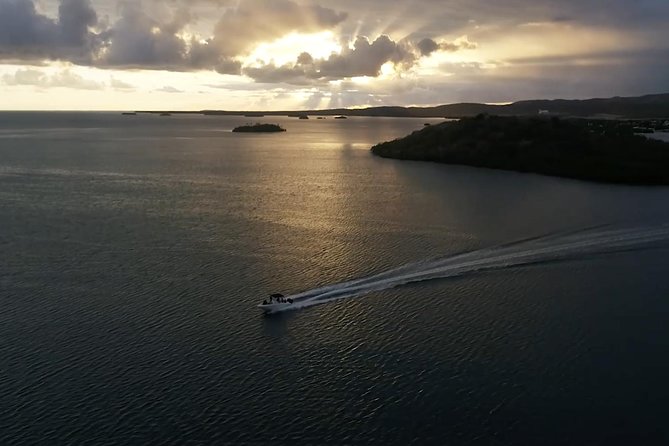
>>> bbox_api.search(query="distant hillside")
[498,93,669,119]
[197,93,669,119]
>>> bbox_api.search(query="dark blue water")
[1,112,668,445]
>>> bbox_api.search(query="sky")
[1,0,668,110]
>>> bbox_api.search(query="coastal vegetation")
[232,123,286,133]
[371,115,669,185]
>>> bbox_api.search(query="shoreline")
[371,115,669,186]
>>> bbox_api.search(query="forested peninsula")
[371,115,669,185]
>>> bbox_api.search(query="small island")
[371,115,669,185]
[232,123,286,133]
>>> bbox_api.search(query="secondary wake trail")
[276,225,669,313]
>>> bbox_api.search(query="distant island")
[371,115,669,185]
[232,123,286,133]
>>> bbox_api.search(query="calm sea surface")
[1,112,668,445]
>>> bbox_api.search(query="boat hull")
[258,303,293,314]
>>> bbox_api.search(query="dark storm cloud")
[416,37,477,56]
[101,2,186,68]
[95,2,240,72]
[59,0,97,46]
[416,38,439,56]
[0,0,99,62]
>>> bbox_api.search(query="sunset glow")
[246,31,342,67]
[0,0,667,110]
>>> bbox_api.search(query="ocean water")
[1,112,669,445]
[649,131,669,142]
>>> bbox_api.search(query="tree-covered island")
[232,123,286,133]
[371,115,669,185]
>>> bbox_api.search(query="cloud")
[98,0,347,71]
[2,68,105,89]
[244,63,314,85]
[317,35,413,78]
[416,38,439,56]
[110,76,134,91]
[90,2,242,73]
[209,0,347,57]
[242,34,478,83]
[1,68,44,86]
[243,50,319,84]
[417,37,477,56]
[156,85,183,93]
[100,2,187,68]
[59,0,98,47]
[48,68,105,89]
[187,41,242,74]
[0,0,346,73]
[0,0,99,62]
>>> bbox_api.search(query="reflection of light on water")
[269,225,669,314]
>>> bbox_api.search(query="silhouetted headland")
[232,123,286,133]
[371,115,669,185]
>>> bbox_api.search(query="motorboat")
[258,293,294,314]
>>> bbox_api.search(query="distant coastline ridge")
[136,93,669,119]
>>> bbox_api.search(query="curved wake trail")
[275,225,669,313]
